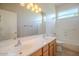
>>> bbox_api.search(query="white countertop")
[0,35,56,56]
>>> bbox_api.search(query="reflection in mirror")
[0,9,17,41]
[0,4,44,43]
[0,3,56,41]
[18,3,43,37]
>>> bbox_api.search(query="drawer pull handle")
[19,52,22,54]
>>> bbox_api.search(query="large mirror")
[0,3,56,41]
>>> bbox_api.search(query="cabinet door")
[43,51,49,56]
[49,45,54,56]
[49,39,56,56]
[43,45,48,52]
[31,48,42,56]
[54,42,57,56]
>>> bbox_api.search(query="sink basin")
[0,39,18,56]
[0,39,17,48]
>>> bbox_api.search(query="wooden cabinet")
[49,39,57,56]
[53,41,57,56]
[49,44,54,56]
[43,45,48,52]
[43,45,49,56]
[43,50,49,56]
[31,39,56,56]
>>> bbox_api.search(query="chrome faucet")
[15,40,21,47]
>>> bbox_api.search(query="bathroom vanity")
[0,35,56,56]
[17,35,56,56]
[31,39,56,56]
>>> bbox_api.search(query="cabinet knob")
[19,52,23,54]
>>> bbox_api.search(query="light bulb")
[32,7,35,11]
[20,3,25,6]
[34,4,38,9]
[26,4,31,9]
[35,10,39,13]
[38,8,42,12]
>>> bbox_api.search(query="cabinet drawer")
[49,39,56,46]
[43,50,49,56]
[32,48,42,56]
[43,45,48,53]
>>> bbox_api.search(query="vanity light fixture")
[38,8,42,12]
[26,3,42,14]
[35,10,39,13]
[34,4,38,10]
[32,7,35,11]
[20,3,42,14]
[26,3,34,9]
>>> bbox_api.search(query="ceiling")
[0,3,62,13]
